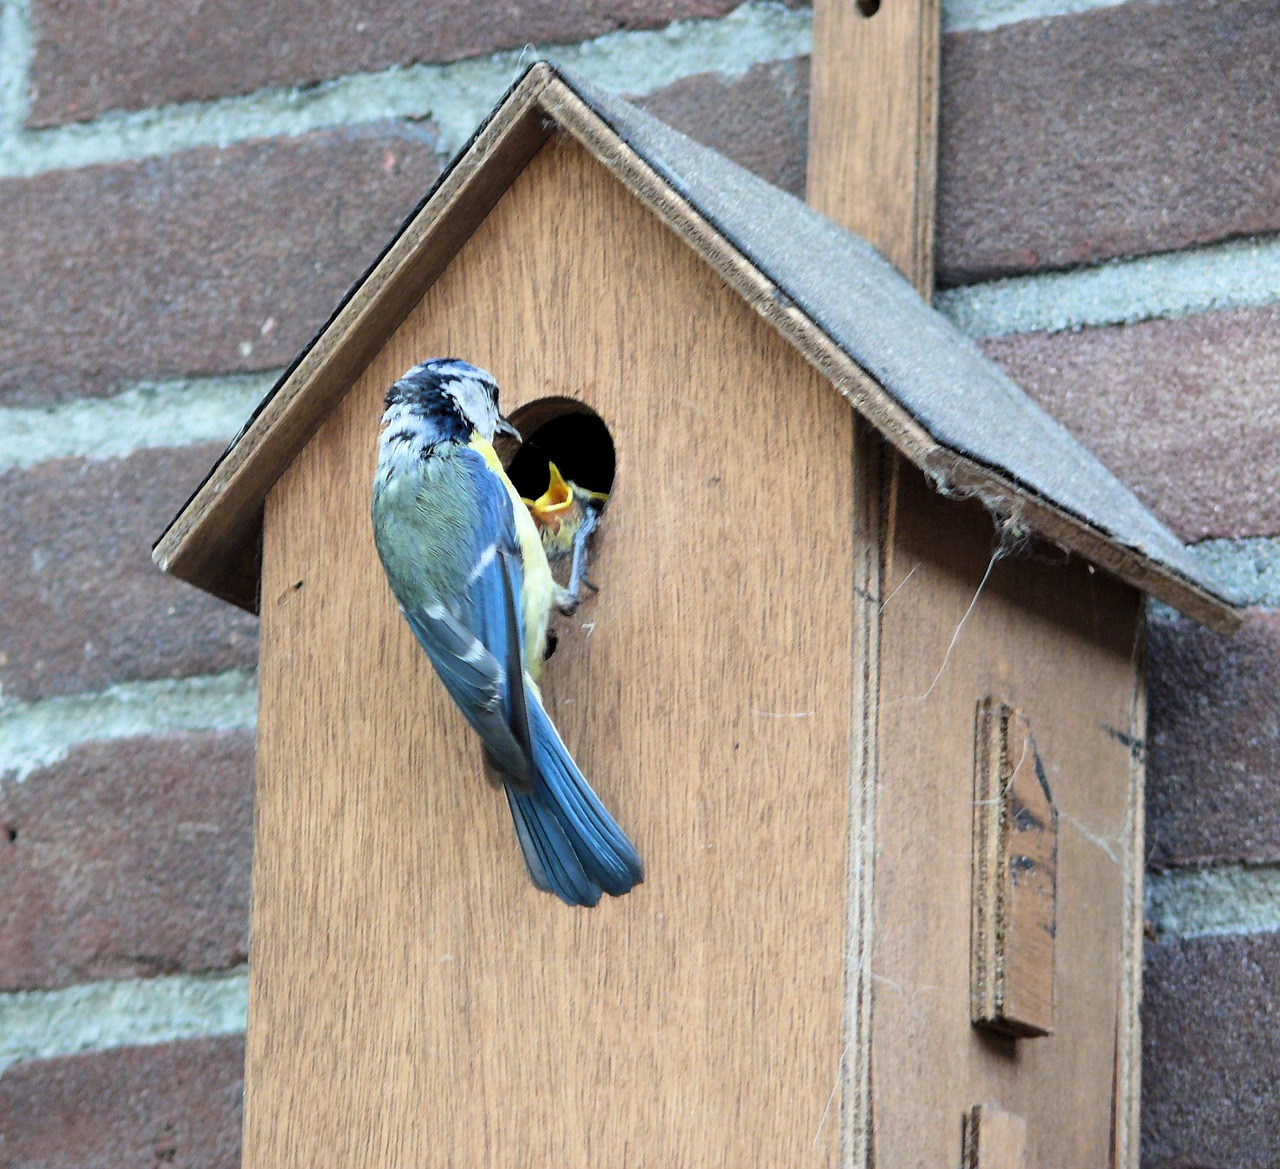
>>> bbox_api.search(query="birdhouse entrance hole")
[499,398,616,501]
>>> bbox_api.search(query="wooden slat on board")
[972,699,1058,1038]
[803,2,938,1159]
[964,1104,1028,1169]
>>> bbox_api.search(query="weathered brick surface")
[1146,610,1280,868]
[1143,932,1280,1169]
[0,731,253,990]
[0,124,441,406]
[0,446,258,702]
[0,1035,244,1167]
[981,305,1280,543]
[636,58,810,198]
[938,0,1280,284]
[27,0,755,126]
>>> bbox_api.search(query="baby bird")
[522,461,610,601]
[370,358,642,907]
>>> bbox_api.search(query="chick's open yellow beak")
[522,462,576,533]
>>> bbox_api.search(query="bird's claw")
[565,507,602,603]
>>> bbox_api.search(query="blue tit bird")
[522,461,610,600]
[370,358,643,907]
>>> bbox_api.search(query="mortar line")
[1180,538,1280,612]
[0,371,278,473]
[0,0,1154,181]
[8,223,1280,473]
[1147,861,1280,941]
[0,0,31,135]
[1149,536,1280,623]
[944,0,1132,31]
[937,232,1280,338]
[0,670,258,784]
[0,1,813,178]
[0,967,249,1074]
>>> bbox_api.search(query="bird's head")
[383,358,520,445]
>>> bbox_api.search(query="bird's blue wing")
[398,450,537,788]
[401,601,533,787]
[398,451,627,907]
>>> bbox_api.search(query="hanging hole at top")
[856,0,881,15]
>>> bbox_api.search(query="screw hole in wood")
[856,0,881,15]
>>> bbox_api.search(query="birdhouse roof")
[153,62,1240,631]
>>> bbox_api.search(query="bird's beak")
[496,415,522,442]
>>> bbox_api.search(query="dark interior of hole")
[505,411,616,500]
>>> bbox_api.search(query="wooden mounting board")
[244,135,866,1167]
[807,0,940,293]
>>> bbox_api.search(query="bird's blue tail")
[505,697,643,907]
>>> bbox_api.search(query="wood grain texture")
[806,0,941,293]
[971,699,1058,1038]
[1113,627,1146,1169]
[872,459,1144,1169]
[840,422,887,1167]
[245,135,859,1167]
[964,1104,1028,1169]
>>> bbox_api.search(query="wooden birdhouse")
[154,64,1238,1169]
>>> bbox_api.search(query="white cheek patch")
[442,375,501,439]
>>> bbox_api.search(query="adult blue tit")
[370,358,643,907]
[522,461,609,600]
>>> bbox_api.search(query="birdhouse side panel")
[245,134,864,1168]
[870,459,1144,1169]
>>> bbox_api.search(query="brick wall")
[0,0,1275,1163]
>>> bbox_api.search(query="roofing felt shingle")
[155,63,1238,630]
[561,71,1230,611]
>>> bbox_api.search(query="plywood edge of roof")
[152,62,1241,634]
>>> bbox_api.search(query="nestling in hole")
[499,402,616,608]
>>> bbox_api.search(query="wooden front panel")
[871,459,1145,1168]
[246,136,861,1167]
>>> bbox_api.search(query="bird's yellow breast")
[468,435,557,677]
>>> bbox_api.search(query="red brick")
[27,0,751,126]
[0,125,441,406]
[1146,610,1280,869]
[636,58,810,197]
[0,1035,243,1167]
[938,0,1280,284]
[0,731,253,991]
[1143,932,1280,1169]
[0,447,258,702]
[981,305,1280,543]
